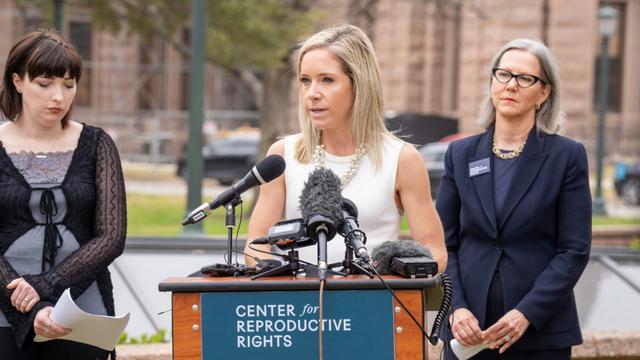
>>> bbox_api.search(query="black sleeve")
[19,130,127,347]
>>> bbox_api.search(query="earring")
[535,103,541,111]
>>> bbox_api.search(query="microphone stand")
[305,215,346,279]
[196,193,246,277]
[251,238,346,280]
[251,250,305,280]
[224,194,242,267]
[317,227,329,281]
[328,247,373,278]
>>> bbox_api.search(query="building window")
[68,21,92,107]
[593,1,625,112]
[138,36,165,110]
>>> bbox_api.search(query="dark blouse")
[493,154,522,226]
[0,124,127,348]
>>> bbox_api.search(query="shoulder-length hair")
[477,38,565,134]
[294,24,392,166]
[0,30,82,128]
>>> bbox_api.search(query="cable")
[370,265,453,346]
[233,202,244,265]
[370,266,431,340]
[222,201,243,266]
[318,279,325,360]
[429,273,452,345]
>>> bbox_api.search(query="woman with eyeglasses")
[436,39,591,359]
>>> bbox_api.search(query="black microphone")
[249,218,317,250]
[182,154,286,225]
[370,240,437,278]
[340,198,370,262]
[299,168,343,280]
[372,241,450,346]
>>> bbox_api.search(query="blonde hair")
[477,38,565,134]
[294,24,392,166]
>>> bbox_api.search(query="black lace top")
[0,124,127,348]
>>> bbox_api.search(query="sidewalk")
[115,330,640,360]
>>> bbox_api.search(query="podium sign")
[160,275,436,359]
[201,290,394,359]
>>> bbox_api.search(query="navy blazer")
[436,126,591,350]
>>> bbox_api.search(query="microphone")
[182,154,286,225]
[372,240,450,346]
[370,240,437,278]
[299,168,343,280]
[249,218,317,250]
[340,198,370,262]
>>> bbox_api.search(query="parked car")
[419,142,450,199]
[177,135,259,185]
[614,161,640,205]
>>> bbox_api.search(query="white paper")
[450,339,489,360]
[34,288,130,351]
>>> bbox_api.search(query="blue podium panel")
[201,290,395,359]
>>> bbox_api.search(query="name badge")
[469,157,490,177]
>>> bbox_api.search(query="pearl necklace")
[312,144,366,188]
[492,137,526,160]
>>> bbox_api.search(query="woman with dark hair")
[0,30,126,359]
[437,39,591,359]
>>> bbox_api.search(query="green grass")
[401,215,640,232]
[127,194,249,236]
[592,216,640,226]
[127,194,639,236]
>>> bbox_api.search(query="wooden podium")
[159,275,439,360]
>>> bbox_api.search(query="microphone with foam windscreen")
[371,240,450,347]
[370,240,438,278]
[299,168,343,280]
[182,154,286,225]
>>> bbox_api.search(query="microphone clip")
[224,193,243,228]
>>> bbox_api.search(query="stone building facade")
[1,0,638,162]
[365,0,639,159]
[0,0,256,162]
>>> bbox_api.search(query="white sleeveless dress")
[283,134,404,265]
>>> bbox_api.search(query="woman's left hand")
[483,309,530,353]
[7,278,41,313]
[34,307,71,339]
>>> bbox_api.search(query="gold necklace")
[312,144,366,188]
[492,137,526,160]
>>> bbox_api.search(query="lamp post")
[593,5,618,216]
[53,0,64,31]
[184,0,206,234]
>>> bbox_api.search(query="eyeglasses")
[492,68,546,88]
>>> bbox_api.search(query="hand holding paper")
[34,289,130,351]
[450,339,489,360]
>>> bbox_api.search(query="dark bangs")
[24,36,82,82]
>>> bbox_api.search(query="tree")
[83,0,319,154]
[21,0,319,155]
